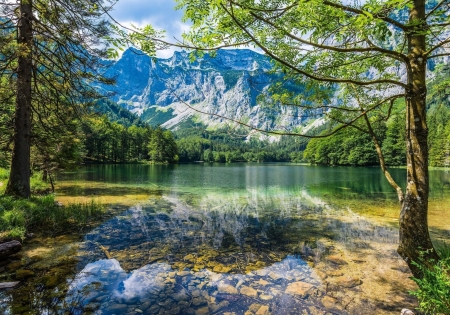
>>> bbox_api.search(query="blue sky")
[111,0,189,58]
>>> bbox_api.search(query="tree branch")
[222,3,407,88]
[247,10,408,63]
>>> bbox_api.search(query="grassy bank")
[410,242,450,314]
[0,168,105,241]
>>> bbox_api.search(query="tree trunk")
[5,0,33,198]
[397,0,440,277]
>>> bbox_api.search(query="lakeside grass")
[0,168,105,241]
[410,242,450,314]
[0,195,106,241]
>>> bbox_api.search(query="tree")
[148,127,178,163]
[0,0,115,198]
[175,0,450,276]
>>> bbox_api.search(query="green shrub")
[0,168,8,180]
[410,246,450,315]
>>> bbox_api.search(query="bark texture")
[398,0,439,277]
[5,0,33,198]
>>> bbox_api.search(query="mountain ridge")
[101,48,317,134]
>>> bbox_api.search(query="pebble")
[259,294,273,300]
[195,306,209,315]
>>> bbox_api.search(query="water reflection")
[58,189,415,314]
[4,163,441,314]
[68,256,322,315]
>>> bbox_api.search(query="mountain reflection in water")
[68,256,321,315]
[58,190,413,314]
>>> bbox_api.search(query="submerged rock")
[325,255,348,265]
[217,282,238,294]
[285,281,314,297]
[240,285,258,297]
[332,276,361,288]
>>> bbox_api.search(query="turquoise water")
[2,164,449,314]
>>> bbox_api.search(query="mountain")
[101,48,319,134]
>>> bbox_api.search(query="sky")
[110,0,189,58]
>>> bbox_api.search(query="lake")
[1,163,449,314]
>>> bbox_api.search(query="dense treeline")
[303,103,450,167]
[174,121,310,163]
[82,116,177,163]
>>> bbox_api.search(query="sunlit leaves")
[106,23,166,58]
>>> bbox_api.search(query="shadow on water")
[1,188,422,314]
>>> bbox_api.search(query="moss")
[15,269,35,280]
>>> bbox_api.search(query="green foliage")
[0,195,105,240]
[148,127,178,163]
[382,112,406,166]
[83,116,149,163]
[428,104,450,167]
[107,24,165,58]
[304,123,384,166]
[410,248,450,314]
[174,120,307,163]
[141,107,175,126]
[93,99,146,127]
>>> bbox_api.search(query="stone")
[175,299,187,306]
[211,274,222,282]
[168,307,181,314]
[268,271,283,281]
[217,282,238,294]
[259,294,273,301]
[0,241,22,260]
[184,254,196,262]
[192,297,207,306]
[321,295,339,309]
[333,276,361,288]
[255,269,268,276]
[401,309,415,315]
[255,305,270,315]
[172,292,190,302]
[327,270,344,277]
[140,301,152,310]
[107,304,128,312]
[254,279,270,286]
[195,306,209,315]
[285,282,314,297]
[147,304,160,314]
[191,290,201,298]
[240,285,258,297]
[210,301,229,313]
[248,304,263,313]
[325,255,348,265]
